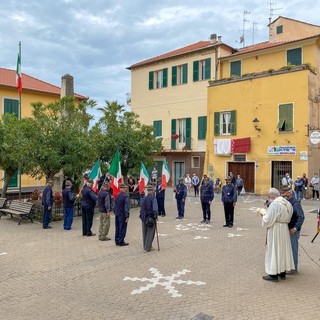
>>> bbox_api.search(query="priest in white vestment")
[261,188,295,282]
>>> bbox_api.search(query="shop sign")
[310,131,320,144]
[268,146,296,155]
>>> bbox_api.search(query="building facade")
[206,17,320,194]
[129,35,235,185]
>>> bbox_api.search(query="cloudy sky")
[1,0,318,118]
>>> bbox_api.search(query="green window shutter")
[278,104,293,131]
[182,63,188,84]
[8,172,18,188]
[4,98,19,118]
[214,112,220,136]
[149,71,154,90]
[198,116,207,140]
[153,120,162,137]
[230,110,237,135]
[277,25,283,34]
[172,66,177,86]
[193,61,199,82]
[230,61,241,76]
[171,119,176,150]
[186,117,192,149]
[287,48,302,66]
[204,58,211,80]
[162,68,168,87]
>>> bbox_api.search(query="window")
[198,116,207,140]
[214,110,236,136]
[193,58,211,82]
[171,118,191,149]
[276,25,283,34]
[4,98,19,118]
[192,156,200,168]
[153,120,162,137]
[148,68,168,90]
[287,48,302,66]
[172,64,188,86]
[230,60,241,77]
[277,103,293,132]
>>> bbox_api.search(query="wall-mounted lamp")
[252,117,261,131]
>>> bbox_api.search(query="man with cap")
[155,178,166,217]
[140,184,158,252]
[173,177,187,219]
[114,183,130,246]
[280,186,305,274]
[97,181,112,241]
[221,176,237,227]
[81,179,98,236]
[62,180,75,230]
[42,180,54,229]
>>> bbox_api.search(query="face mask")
[282,195,289,200]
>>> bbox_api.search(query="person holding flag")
[108,149,123,198]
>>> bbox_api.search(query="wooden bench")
[0,197,7,209]
[0,200,34,225]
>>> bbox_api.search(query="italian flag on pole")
[108,149,123,198]
[16,51,22,94]
[139,163,149,194]
[161,160,170,191]
[89,160,101,193]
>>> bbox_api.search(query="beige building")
[129,35,235,185]
[206,17,320,195]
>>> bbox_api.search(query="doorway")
[271,161,292,190]
[174,162,185,186]
[227,162,255,193]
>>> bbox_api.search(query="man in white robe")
[261,188,295,282]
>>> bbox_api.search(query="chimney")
[210,34,217,44]
[218,36,222,42]
[61,74,74,98]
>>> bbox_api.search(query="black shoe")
[223,224,229,227]
[228,224,233,228]
[115,242,120,246]
[279,272,286,280]
[262,275,278,282]
[43,226,52,229]
[161,213,166,217]
[201,219,206,223]
[119,242,129,246]
[87,233,96,237]
[100,237,111,241]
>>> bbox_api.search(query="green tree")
[28,96,98,182]
[94,101,161,177]
[0,114,35,197]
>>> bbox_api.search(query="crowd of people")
[40,168,310,280]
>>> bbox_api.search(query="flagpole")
[18,41,22,200]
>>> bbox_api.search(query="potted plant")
[31,189,40,201]
[53,191,62,205]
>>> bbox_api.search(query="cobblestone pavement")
[0,190,319,320]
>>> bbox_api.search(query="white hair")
[268,188,280,196]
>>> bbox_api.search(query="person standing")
[280,187,305,274]
[310,173,319,200]
[235,174,244,195]
[155,179,166,217]
[221,176,237,228]
[97,182,112,241]
[294,176,303,202]
[200,177,214,224]
[127,176,135,193]
[174,177,187,219]
[192,173,200,197]
[261,188,294,282]
[81,179,98,237]
[140,185,159,252]
[114,183,130,246]
[281,173,293,189]
[184,174,192,196]
[62,180,75,230]
[42,180,53,229]
[229,172,236,186]
[302,173,308,200]
[213,177,222,194]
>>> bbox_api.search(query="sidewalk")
[0,190,319,320]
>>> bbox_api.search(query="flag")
[161,160,170,191]
[139,163,150,194]
[89,160,101,193]
[16,51,22,94]
[108,149,123,198]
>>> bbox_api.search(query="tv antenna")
[268,0,282,24]
[238,10,251,48]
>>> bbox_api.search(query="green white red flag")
[108,149,123,198]
[16,51,22,94]
[89,160,101,193]
[139,163,150,194]
[161,160,170,191]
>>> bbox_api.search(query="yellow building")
[0,69,87,194]
[206,17,320,194]
[129,35,235,184]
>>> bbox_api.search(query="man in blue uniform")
[81,179,98,236]
[155,178,166,217]
[62,180,75,230]
[42,180,53,229]
[140,185,158,252]
[174,177,187,219]
[114,183,130,246]
[221,176,237,228]
[200,177,214,224]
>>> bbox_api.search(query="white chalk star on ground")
[123,268,206,298]
[228,233,243,237]
[194,236,209,240]
[0,252,8,256]
[176,223,211,231]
